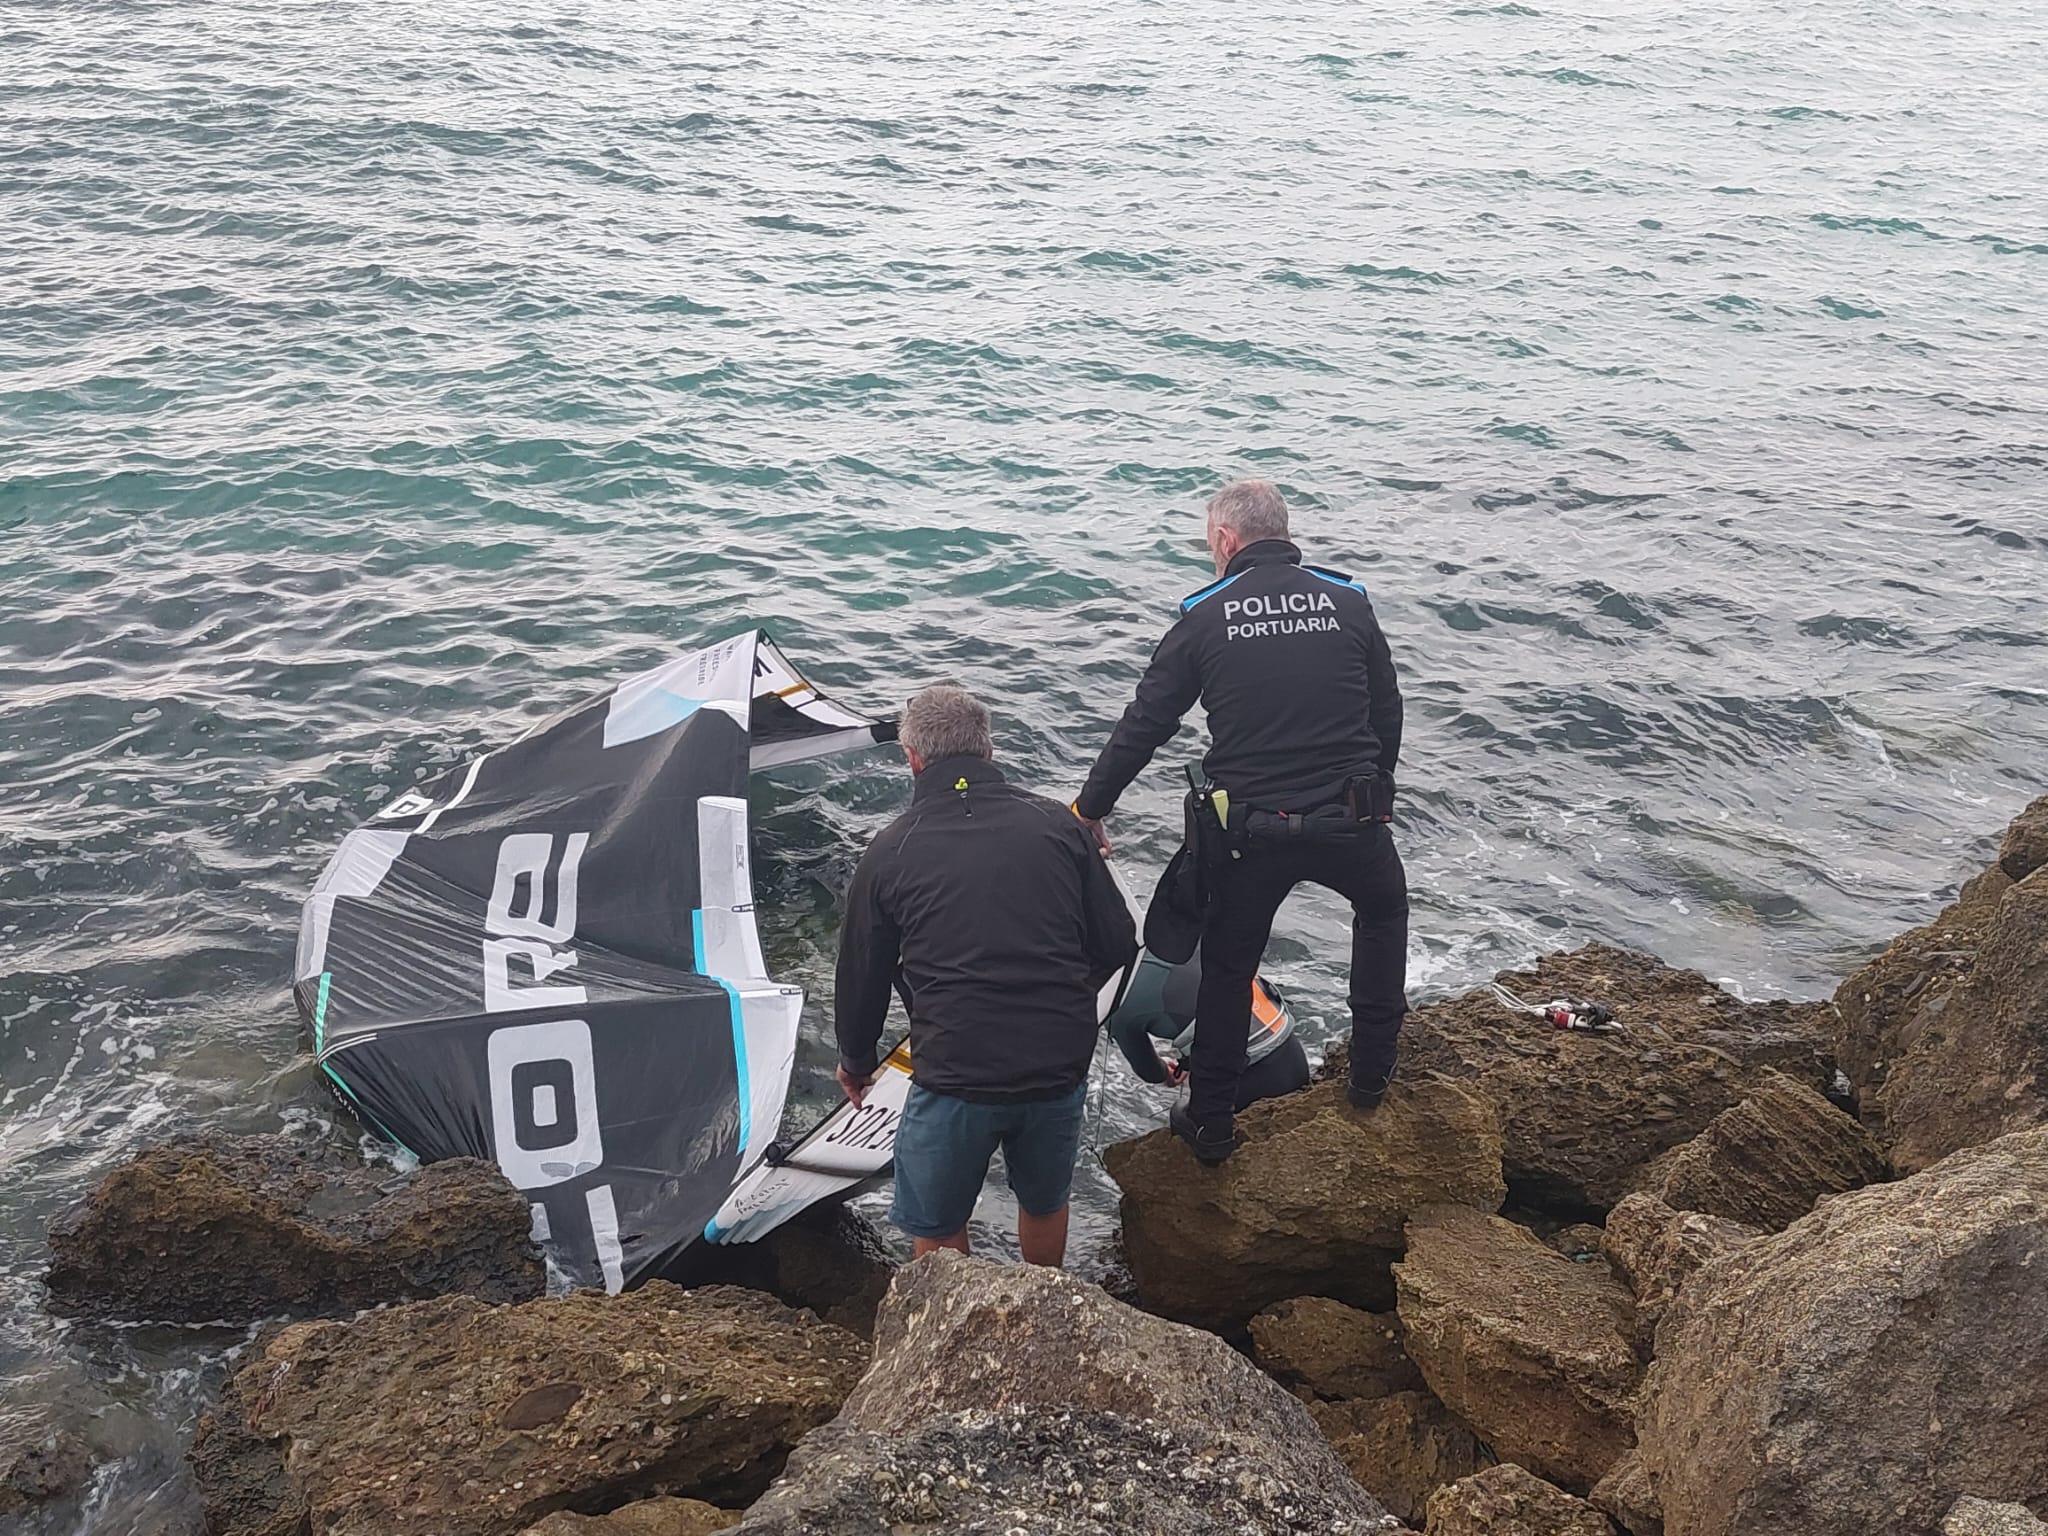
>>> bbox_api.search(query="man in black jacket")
[836,684,1137,1265]
[1074,479,1408,1163]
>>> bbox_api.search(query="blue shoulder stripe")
[1180,571,1243,613]
[1305,565,1369,599]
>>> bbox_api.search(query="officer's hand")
[835,1065,874,1109]
[1074,807,1113,858]
[1163,1057,1189,1088]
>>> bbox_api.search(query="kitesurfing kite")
[294,632,898,1290]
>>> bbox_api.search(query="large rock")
[1874,866,2048,1171]
[1105,1076,1505,1328]
[1589,1450,1662,1536]
[45,1133,541,1323]
[735,1251,1396,1535]
[1251,1296,1421,1400]
[1599,1193,1757,1355]
[1397,1206,1642,1493]
[523,1500,739,1535]
[1945,1500,2048,1536]
[1313,1391,1483,1524]
[669,1204,899,1338]
[1633,1070,1886,1231]
[1998,793,2048,881]
[0,1408,93,1517]
[1382,945,1836,1215]
[1639,1126,2048,1536]
[1424,1464,1617,1536]
[190,1283,863,1536]
[1834,864,2010,1123]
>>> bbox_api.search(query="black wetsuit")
[1076,539,1409,1128]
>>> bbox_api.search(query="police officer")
[1073,479,1407,1163]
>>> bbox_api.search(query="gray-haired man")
[1074,479,1409,1163]
[835,685,1137,1264]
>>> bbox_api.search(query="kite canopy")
[294,632,894,1291]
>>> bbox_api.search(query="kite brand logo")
[479,831,624,1289]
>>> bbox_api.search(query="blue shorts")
[889,1080,1088,1239]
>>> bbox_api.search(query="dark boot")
[1347,1056,1395,1110]
[1169,1099,1238,1165]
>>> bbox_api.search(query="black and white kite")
[294,632,895,1291]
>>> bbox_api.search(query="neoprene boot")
[1169,1099,1239,1165]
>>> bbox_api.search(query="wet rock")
[1639,1126,2048,1536]
[735,1251,1396,1535]
[1250,1296,1421,1400]
[1834,864,2010,1128]
[1424,1463,1617,1536]
[1598,1193,1757,1355]
[1376,944,1836,1216]
[522,1499,740,1535]
[1397,1205,1641,1493]
[1944,1498,2048,1536]
[190,1283,863,1536]
[1633,1070,1886,1231]
[668,1204,898,1338]
[1105,1076,1505,1328]
[1312,1390,1484,1525]
[0,1410,94,1517]
[45,1132,541,1324]
[1873,865,2048,1171]
[1589,1450,1662,1536]
[1998,793,2048,881]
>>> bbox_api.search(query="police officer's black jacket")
[836,754,1138,1102]
[1075,539,1403,820]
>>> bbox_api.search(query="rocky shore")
[10,794,2047,1535]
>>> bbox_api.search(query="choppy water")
[3,0,2046,1527]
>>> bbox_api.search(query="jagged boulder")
[1312,1391,1483,1524]
[523,1500,739,1535]
[1599,1193,1757,1355]
[1834,865,2009,1123]
[0,1407,93,1517]
[1105,1076,1504,1328]
[1999,793,2048,881]
[1945,1500,2048,1536]
[1589,1450,1662,1536]
[1397,1206,1641,1493]
[1873,865,2048,1171]
[668,1204,899,1338]
[734,1252,1396,1535]
[1639,1127,2048,1536]
[45,1133,541,1323]
[189,1283,864,1536]
[1632,1070,1886,1231]
[1251,1296,1421,1400]
[1375,944,1836,1215]
[1424,1464,1617,1536]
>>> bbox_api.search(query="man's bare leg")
[1017,1204,1069,1267]
[913,1229,971,1259]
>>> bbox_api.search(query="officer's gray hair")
[900,684,994,763]
[1207,478,1290,542]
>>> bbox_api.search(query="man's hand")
[836,1064,874,1109]
[1072,804,1113,858]
[1163,1057,1189,1088]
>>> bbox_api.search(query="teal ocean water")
[3,0,2046,1526]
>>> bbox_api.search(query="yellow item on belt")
[1211,789,1231,825]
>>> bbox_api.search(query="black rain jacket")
[836,754,1138,1102]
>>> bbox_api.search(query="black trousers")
[1188,822,1409,1127]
